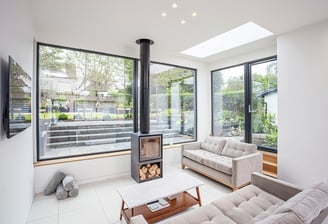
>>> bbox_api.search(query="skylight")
[181,22,274,58]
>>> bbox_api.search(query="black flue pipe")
[136,38,154,133]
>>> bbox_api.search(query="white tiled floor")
[26,163,231,224]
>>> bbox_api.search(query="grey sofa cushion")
[256,212,303,224]
[203,155,232,175]
[221,140,257,158]
[44,171,66,195]
[200,137,226,154]
[183,149,217,164]
[274,182,328,224]
[161,203,236,224]
[211,185,284,223]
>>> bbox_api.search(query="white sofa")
[181,136,262,190]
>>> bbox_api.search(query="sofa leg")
[232,186,238,191]
[181,164,186,169]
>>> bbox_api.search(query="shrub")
[58,113,68,121]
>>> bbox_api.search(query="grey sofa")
[131,172,328,224]
[181,136,262,190]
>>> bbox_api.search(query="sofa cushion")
[221,140,257,158]
[255,212,303,224]
[161,203,236,224]
[183,150,217,164]
[200,137,226,154]
[211,185,284,223]
[203,156,232,175]
[274,182,328,224]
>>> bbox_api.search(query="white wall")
[34,146,182,193]
[0,1,35,224]
[277,20,328,187]
[208,45,276,71]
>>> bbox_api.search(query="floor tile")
[59,203,108,224]
[58,183,99,213]
[101,198,124,224]
[94,176,135,202]
[27,196,58,221]
[26,215,57,224]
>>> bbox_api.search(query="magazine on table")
[146,198,169,212]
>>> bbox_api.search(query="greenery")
[58,113,68,120]
[213,62,278,148]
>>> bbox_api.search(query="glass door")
[250,60,278,149]
[212,65,245,141]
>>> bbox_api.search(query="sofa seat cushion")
[221,140,257,158]
[200,137,226,154]
[183,149,218,164]
[203,156,232,175]
[211,185,284,223]
[161,203,237,224]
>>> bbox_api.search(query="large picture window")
[37,43,197,160]
[37,43,135,160]
[211,57,277,152]
[149,63,197,145]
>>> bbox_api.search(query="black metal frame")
[211,56,277,153]
[148,60,198,143]
[36,42,137,161]
[36,42,198,161]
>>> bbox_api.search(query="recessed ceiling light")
[192,12,197,17]
[172,3,178,8]
[161,12,167,17]
[181,20,186,24]
[181,22,274,58]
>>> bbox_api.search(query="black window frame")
[211,56,277,153]
[36,42,198,161]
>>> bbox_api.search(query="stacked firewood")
[139,163,161,181]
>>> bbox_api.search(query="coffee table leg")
[120,200,124,220]
[196,187,202,206]
[131,207,134,217]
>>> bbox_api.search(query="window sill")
[34,144,183,167]
[34,150,131,167]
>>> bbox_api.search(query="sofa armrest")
[232,152,262,187]
[251,172,303,201]
[131,215,149,224]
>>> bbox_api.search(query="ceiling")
[30,0,328,63]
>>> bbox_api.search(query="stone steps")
[45,122,179,148]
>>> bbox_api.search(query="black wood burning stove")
[131,39,163,183]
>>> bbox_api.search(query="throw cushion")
[221,140,257,158]
[200,137,226,154]
[274,182,328,224]
[44,170,66,195]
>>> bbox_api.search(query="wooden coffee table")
[118,173,203,224]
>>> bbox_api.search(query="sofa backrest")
[200,136,226,155]
[221,140,257,158]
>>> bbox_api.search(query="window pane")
[251,60,278,149]
[212,66,245,141]
[38,45,134,160]
[149,63,196,144]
